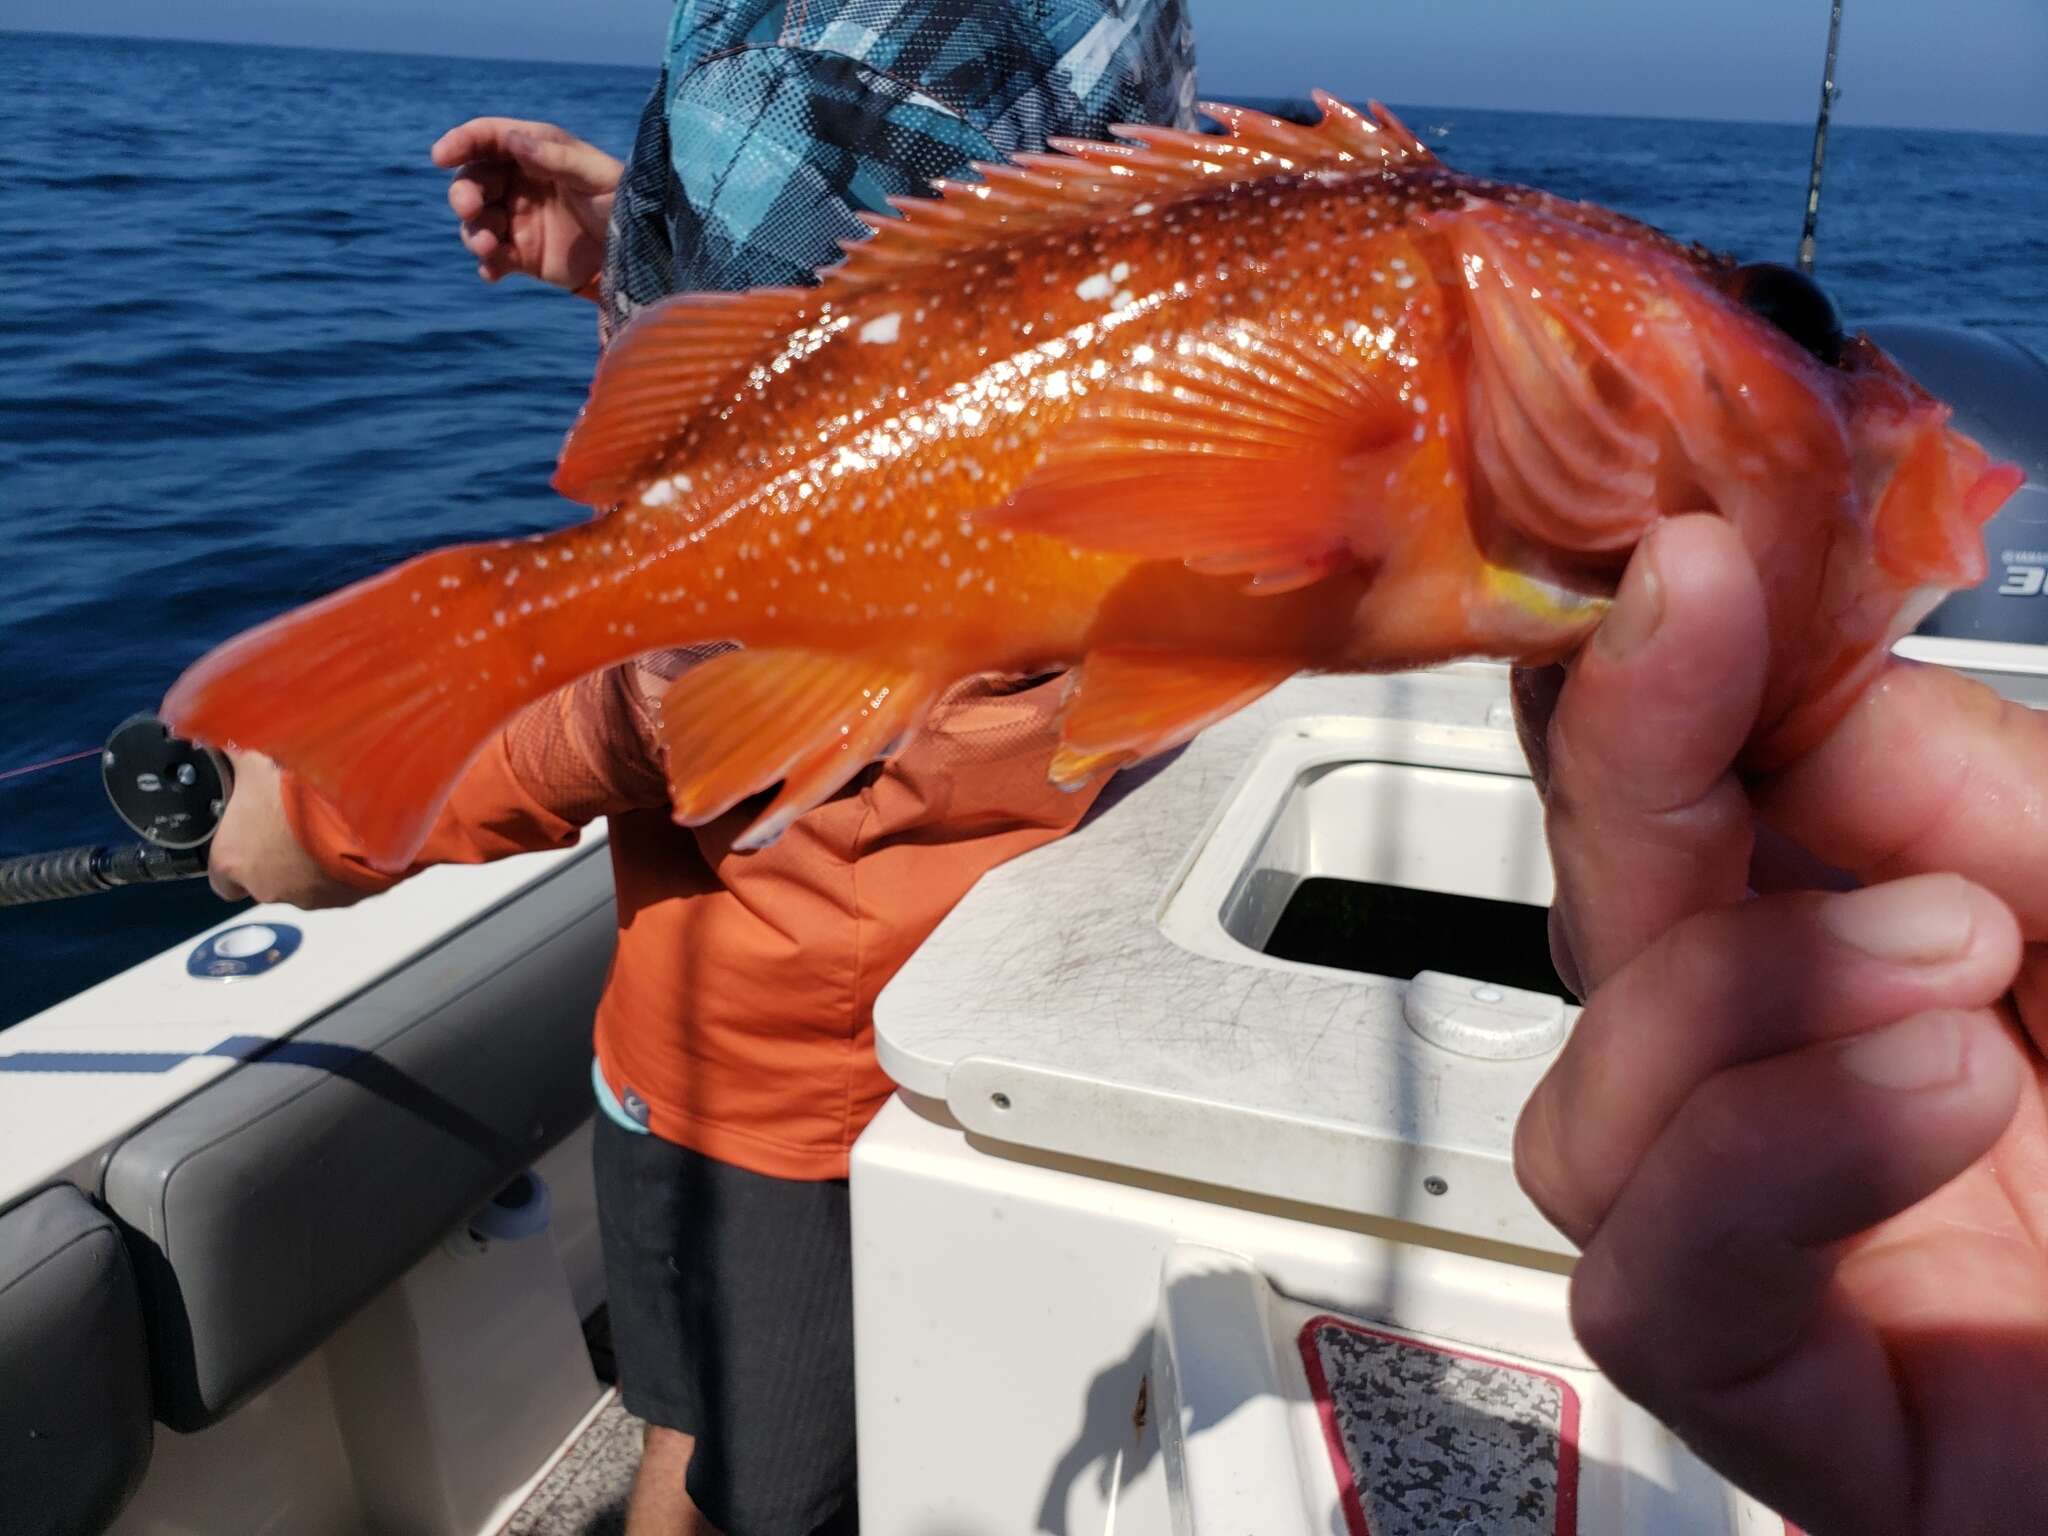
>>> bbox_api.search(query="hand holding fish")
[430,117,622,293]
[1514,516,2048,1536]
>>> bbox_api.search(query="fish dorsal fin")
[553,94,1434,508]
[822,93,1434,300]
[554,286,811,506]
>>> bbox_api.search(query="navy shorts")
[592,1112,858,1536]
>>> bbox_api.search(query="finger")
[1541,514,1768,991]
[1517,873,2023,1244]
[504,127,622,194]
[2018,945,2048,1058]
[1756,660,2048,937]
[430,116,552,169]
[460,210,508,259]
[1509,662,1564,797]
[208,865,248,902]
[446,163,509,220]
[477,250,515,284]
[1568,1007,2024,1529]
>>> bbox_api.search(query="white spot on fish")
[1076,272,1114,302]
[859,311,902,344]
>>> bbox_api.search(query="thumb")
[505,129,620,194]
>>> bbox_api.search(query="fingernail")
[1836,1011,1965,1091]
[1818,873,1975,964]
[1593,532,1664,661]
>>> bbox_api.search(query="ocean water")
[1,29,2044,1027]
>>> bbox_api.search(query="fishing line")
[0,746,99,784]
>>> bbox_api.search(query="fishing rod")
[0,715,231,906]
[1797,0,1846,274]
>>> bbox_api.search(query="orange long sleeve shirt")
[282,651,1101,1179]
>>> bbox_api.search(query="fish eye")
[1727,262,1846,366]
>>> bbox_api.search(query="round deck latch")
[1402,970,1568,1060]
[188,922,302,979]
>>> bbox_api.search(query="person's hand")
[430,119,622,295]
[1511,514,2048,1536]
[206,750,368,909]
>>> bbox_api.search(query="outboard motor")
[1868,322,2048,706]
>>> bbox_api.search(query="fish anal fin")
[656,650,931,847]
[1052,649,1298,787]
[820,95,1434,305]
[554,286,811,507]
[980,320,1404,585]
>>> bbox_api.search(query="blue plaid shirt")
[598,0,1197,342]
[589,0,1196,1135]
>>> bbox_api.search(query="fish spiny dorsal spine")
[552,94,1437,508]
[824,94,1436,298]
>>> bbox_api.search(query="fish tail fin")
[161,526,638,872]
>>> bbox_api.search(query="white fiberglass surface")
[1217,758,1553,958]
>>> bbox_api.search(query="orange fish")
[162,94,2023,871]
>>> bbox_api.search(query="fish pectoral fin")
[978,319,1404,590]
[656,649,933,849]
[1050,649,1300,787]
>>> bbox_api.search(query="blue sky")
[3,1,2043,134]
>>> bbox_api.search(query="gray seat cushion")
[0,1184,153,1536]
[103,848,614,1431]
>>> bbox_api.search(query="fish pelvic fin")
[979,318,1405,589]
[160,527,639,873]
[821,95,1434,304]
[1050,649,1299,787]
[655,649,935,850]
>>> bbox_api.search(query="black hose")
[0,842,209,906]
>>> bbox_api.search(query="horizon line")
[5,24,2043,141]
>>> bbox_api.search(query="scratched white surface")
[873,665,1570,1232]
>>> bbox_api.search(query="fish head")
[1433,196,2022,755]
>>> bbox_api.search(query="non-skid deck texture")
[505,1395,641,1536]
[1302,1315,1578,1536]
